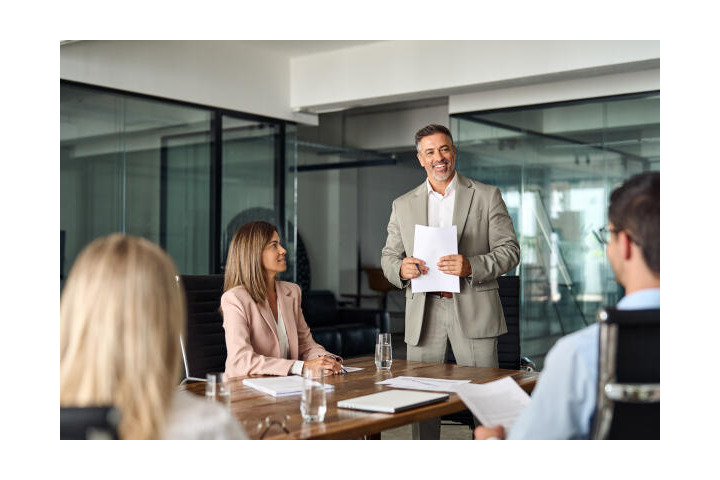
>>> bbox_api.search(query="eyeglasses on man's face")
[595,226,614,245]
[594,225,638,246]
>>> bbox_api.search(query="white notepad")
[242,376,334,397]
[337,389,449,413]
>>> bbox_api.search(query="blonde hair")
[224,221,277,304]
[60,234,185,440]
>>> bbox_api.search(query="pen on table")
[325,354,347,373]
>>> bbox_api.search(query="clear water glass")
[375,333,393,370]
[300,366,327,422]
[206,372,231,409]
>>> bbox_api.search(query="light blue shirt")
[507,288,660,439]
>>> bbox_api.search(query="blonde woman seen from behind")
[60,234,247,440]
[222,221,343,377]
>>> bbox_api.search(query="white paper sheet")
[341,366,363,373]
[411,225,460,293]
[455,377,531,430]
[376,376,471,392]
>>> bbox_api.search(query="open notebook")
[337,389,449,413]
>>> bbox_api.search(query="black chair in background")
[301,290,381,358]
[179,274,227,383]
[447,276,534,370]
[592,307,660,440]
[60,407,120,440]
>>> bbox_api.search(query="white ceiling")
[60,40,383,58]
[240,40,383,57]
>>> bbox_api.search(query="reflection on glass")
[60,83,297,283]
[60,83,212,278]
[452,92,659,368]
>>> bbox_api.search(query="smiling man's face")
[417,132,456,183]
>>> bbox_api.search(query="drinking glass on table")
[375,333,393,370]
[301,366,327,422]
[206,372,231,409]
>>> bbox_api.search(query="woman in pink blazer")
[221,221,343,377]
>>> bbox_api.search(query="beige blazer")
[221,281,331,377]
[381,172,520,345]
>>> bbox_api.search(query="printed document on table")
[411,225,459,293]
[455,377,531,430]
[376,376,471,392]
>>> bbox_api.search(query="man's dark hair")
[608,171,660,275]
[414,124,454,152]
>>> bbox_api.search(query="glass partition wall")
[60,81,297,287]
[451,92,659,368]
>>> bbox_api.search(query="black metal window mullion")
[275,123,286,240]
[209,112,223,274]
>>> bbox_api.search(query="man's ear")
[416,152,423,165]
[620,231,633,260]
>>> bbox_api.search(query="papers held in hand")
[337,389,449,413]
[411,225,460,294]
[242,376,334,397]
[456,377,531,430]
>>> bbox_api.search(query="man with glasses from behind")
[475,171,660,440]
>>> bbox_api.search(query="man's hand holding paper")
[437,254,471,277]
[411,225,461,293]
[399,256,428,280]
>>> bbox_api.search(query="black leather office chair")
[60,407,120,440]
[301,290,381,358]
[179,274,227,383]
[592,307,660,440]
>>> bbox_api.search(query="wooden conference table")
[182,357,538,440]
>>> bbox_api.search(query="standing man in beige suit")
[381,124,520,439]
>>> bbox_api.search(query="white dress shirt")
[426,173,457,227]
[275,298,304,375]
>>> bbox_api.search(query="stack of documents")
[242,376,334,397]
[376,376,471,392]
[456,377,531,430]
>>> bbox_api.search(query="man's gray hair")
[414,124,454,152]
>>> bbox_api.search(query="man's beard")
[430,161,453,181]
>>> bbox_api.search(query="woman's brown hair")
[224,221,278,304]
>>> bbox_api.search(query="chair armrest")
[520,356,537,372]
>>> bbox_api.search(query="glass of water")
[206,372,231,409]
[300,366,326,422]
[375,333,393,370]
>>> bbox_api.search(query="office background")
[60,40,660,368]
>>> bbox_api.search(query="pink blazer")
[221,281,334,377]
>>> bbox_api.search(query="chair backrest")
[60,406,120,440]
[497,275,521,370]
[592,307,660,440]
[300,290,339,327]
[180,274,227,380]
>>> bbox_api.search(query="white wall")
[61,41,318,125]
[449,69,660,114]
[291,41,659,113]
